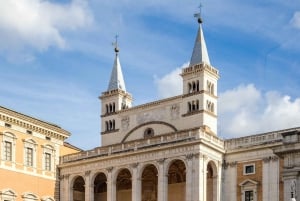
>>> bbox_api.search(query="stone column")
[222,161,237,201]
[132,163,141,201]
[185,154,193,201]
[106,167,116,201]
[157,158,167,201]
[192,153,200,201]
[216,160,222,201]
[60,174,70,201]
[85,171,92,201]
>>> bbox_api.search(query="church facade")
[33,15,300,201]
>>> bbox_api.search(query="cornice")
[0,106,70,140]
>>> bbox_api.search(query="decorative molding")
[85,170,91,177]
[101,129,120,135]
[130,163,139,168]
[263,156,279,163]
[106,166,114,172]
[157,158,166,164]
[121,121,177,143]
[0,107,70,140]
[185,153,194,160]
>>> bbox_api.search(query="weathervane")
[112,34,119,54]
[194,3,203,24]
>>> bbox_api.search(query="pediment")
[239,179,258,187]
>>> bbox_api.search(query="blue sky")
[0,0,300,150]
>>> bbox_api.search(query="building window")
[45,153,51,171]
[144,128,154,138]
[1,132,16,163]
[244,164,255,175]
[25,147,33,167]
[4,123,11,128]
[4,141,12,161]
[23,139,37,168]
[206,100,214,113]
[207,80,215,95]
[245,190,253,201]
[188,100,200,113]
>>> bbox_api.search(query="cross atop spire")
[112,34,120,55]
[107,35,127,92]
[189,4,211,66]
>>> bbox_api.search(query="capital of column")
[185,153,194,160]
[157,158,166,165]
[263,156,278,163]
[106,166,114,172]
[130,162,139,168]
[85,170,91,177]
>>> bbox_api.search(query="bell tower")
[181,12,219,135]
[99,37,132,143]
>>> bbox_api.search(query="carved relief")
[121,116,130,131]
[170,104,180,120]
[137,109,165,124]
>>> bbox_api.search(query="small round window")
[144,128,154,138]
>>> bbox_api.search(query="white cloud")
[291,11,300,29]
[0,0,93,52]
[219,84,300,138]
[154,62,188,98]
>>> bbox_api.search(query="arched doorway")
[73,176,85,201]
[142,164,158,201]
[168,160,186,201]
[94,173,107,201]
[206,161,217,201]
[116,169,132,201]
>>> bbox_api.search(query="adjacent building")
[0,106,81,201]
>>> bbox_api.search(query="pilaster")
[131,163,141,201]
[157,158,167,201]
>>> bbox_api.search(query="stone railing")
[223,129,297,150]
[61,128,224,163]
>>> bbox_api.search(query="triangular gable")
[239,179,258,187]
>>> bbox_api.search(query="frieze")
[121,116,130,131]
[136,108,166,124]
[60,144,197,174]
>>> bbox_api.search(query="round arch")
[141,164,158,201]
[116,168,132,201]
[206,160,218,201]
[167,159,186,201]
[121,121,178,143]
[71,175,85,201]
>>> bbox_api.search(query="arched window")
[188,83,192,93]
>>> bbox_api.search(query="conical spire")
[189,16,211,66]
[107,37,126,92]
